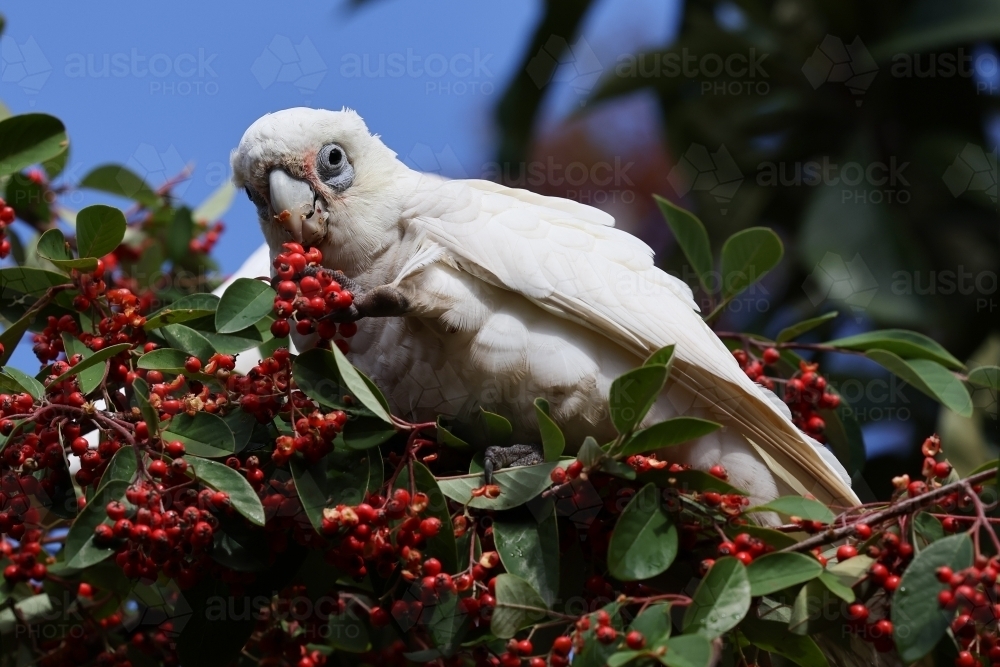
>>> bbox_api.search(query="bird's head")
[231,107,405,271]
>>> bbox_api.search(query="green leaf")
[682,557,751,638]
[0,311,34,365]
[47,342,131,390]
[628,602,672,645]
[436,416,471,449]
[64,477,130,569]
[748,496,836,524]
[3,366,44,400]
[187,458,265,526]
[144,293,219,330]
[162,411,236,458]
[160,324,216,361]
[608,483,678,581]
[655,195,712,292]
[215,278,276,334]
[328,610,371,653]
[969,365,1000,390]
[661,634,713,667]
[342,415,396,450]
[746,552,823,596]
[827,329,964,370]
[719,227,783,301]
[494,500,559,606]
[741,616,829,667]
[294,347,393,422]
[36,228,97,272]
[867,350,973,417]
[79,164,160,207]
[0,113,67,177]
[131,377,159,438]
[644,344,676,368]
[618,417,721,457]
[817,571,856,603]
[167,207,195,264]
[396,461,458,573]
[777,312,839,343]
[0,266,70,296]
[534,398,565,461]
[60,335,102,394]
[137,348,191,372]
[892,534,974,663]
[98,445,138,491]
[576,435,605,468]
[76,205,126,259]
[609,364,668,434]
[437,461,567,510]
[290,448,378,534]
[491,574,548,639]
[788,579,834,636]
[193,181,236,222]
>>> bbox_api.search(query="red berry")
[515,640,533,656]
[734,551,753,565]
[762,348,780,365]
[71,437,90,456]
[854,523,872,540]
[836,545,857,561]
[277,281,299,300]
[148,460,168,477]
[184,357,202,373]
[270,319,291,337]
[77,582,93,598]
[708,465,727,480]
[847,603,868,622]
[933,461,952,478]
[595,625,616,644]
[419,517,442,537]
[553,636,572,654]
[883,575,901,592]
[625,630,645,650]
[166,440,185,457]
[955,651,975,667]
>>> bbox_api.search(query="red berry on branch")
[708,465,728,480]
[762,348,780,365]
[625,631,645,650]
[270,319,290,338]
[836,545,857,561]
[184,357,202,373]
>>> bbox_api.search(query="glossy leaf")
[0,113,67,177]
[436,416,472,449]
[161,411,236,458]
[215,278,276,334]
[867,350,972,416]
[491,574,548,639]
[137,348,190,372]
[746,552,823,596]
[79,164,159,207]
[76,205,127,259]
[661,634,714,667]
[608,483,678,581]
[777,311,838,342]
[3,366,44,400]
[144,293,219,330]
[187,458,265,526]
[342,415,396,450]
[608,364,668,434]
[741,616,829,667]
[160,323,216,361]
[0,266,69,297]
[628,602,672,646]
[36,228,97,271]
[0,311,33,365]
[655,195,712,291]
[437,461,567,510]
[892,534,973,663]
[748,496,836,523]
[719,227,783,300]
[682,557,751,638]
[60,335,105,394]
[494,500,559,606]
[131,377,160,438]
[618,417,721,457]
[47,343,131,390]
[534,397,565,461]
[969,365,999,390]
[828,329,964,370]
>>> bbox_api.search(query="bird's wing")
[402,176,858,507]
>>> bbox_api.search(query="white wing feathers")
[403,177,859,507]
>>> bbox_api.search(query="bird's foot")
[306,269,409,323]
[483,444,544,485]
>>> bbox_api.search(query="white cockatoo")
[228,107,859,508]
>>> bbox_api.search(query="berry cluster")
[94,477,243,587]
[269,243,357,353]
[0,196,14,259]
[936,557,1000,667]
[734,349,840,440]
[188,220,224,254]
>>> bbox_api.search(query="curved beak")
[268,169,327,245]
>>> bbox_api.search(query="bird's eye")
[316,143,354,192]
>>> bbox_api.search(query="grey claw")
[483,444,545,485]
